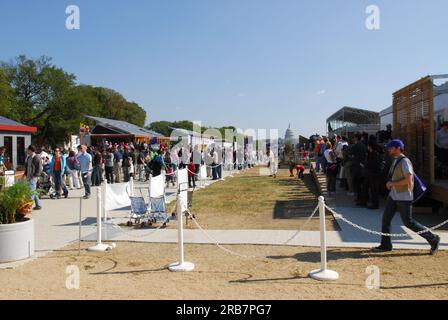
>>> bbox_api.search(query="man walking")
[373,139,440,255]
[78,145,93,199]
[23,145,43,210]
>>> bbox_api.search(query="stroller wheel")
[140,222,146,228]
[162,222,167,228]
[126,221,133,227]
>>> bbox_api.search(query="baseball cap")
[385,139,405,150]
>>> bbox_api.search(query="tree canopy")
[0,55,146,146]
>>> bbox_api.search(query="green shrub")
[0,181,34,224]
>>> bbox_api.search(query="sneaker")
[430,235,441,256]
[56,194,61,199]
[371,245,393,253]
[83,194,90,199]
[33,206,42,211]
[64,192,69,199]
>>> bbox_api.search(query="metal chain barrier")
[184,210,268,259]
[282,205,319,245]
[325,204,448,237]
[184,204,319,259]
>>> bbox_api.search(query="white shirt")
[335,141,348,159]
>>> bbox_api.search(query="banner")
[177,169,188,212]
[105,182,131,211]
[150,174,165,198]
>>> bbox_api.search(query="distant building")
[0,116,37,170]
[379,106,393,131]
[284,124,298,145]
[85,115,167,146]
[326,106,380,138]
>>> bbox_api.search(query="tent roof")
[327,106,380,125]
[85,115,164,137]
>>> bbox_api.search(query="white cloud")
[317,90,326,95]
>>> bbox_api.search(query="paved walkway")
[1,166,447,269]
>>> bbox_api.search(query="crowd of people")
[310,132,393,209]
[19,140,261,211]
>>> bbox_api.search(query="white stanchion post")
[220,163,225,181]
[103,179,108,223]
[169,191,195,272]
[309,196,339,281]
[88,187,114,252]
[200,165,205,189]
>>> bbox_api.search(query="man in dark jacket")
[349,133,368,206]
[23,145,43,210]
[366,140,383,209]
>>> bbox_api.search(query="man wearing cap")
[373,139,440,255]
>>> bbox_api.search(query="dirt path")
[1,242,447,300]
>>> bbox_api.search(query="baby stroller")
[127,196,152,227]
[37,172,55,198]
[127,182,170,228]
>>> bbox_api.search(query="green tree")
[0,69,18,119]
[1,55,147,146]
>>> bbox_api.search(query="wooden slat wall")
[393,76,434,183]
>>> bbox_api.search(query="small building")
[327,106,380,139]
[379,106,393,131]
[85,115,168,146]
[0,116,37,170]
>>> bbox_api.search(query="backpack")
[390,157,426,203]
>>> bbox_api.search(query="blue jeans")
[27,177,42,208]
[316,155,324,172]
[381,197,438,248]
[216,164,222,179]
[82,173,92,196]
[53,171,68,196]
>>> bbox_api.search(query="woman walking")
[66,151,81,189]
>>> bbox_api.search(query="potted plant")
[0,181,37,263]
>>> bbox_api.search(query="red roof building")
[0,116,37,170]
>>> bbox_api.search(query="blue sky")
[0,0,447,138]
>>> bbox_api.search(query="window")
[4,136,13,169]
[17,136,26,166]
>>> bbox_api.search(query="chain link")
[325,204,448,238]
[281,205,319,245]
[185,204,319,259]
